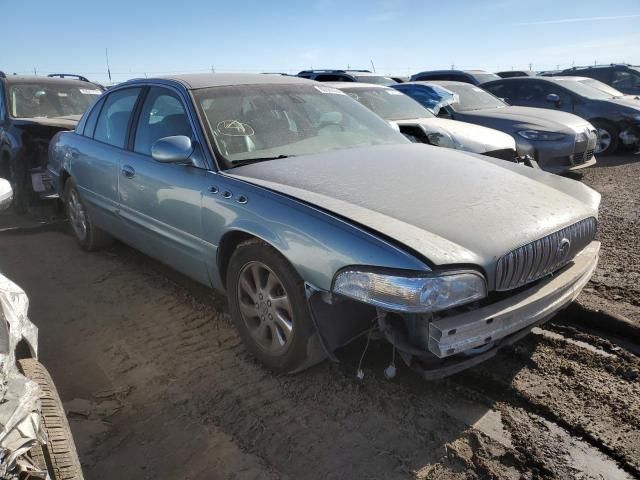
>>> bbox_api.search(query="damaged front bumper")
[384,241,599,378]
[310,241,599,379]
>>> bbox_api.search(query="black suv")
[483,76,640,155]
[0,72,103,212]
[548,64,640,96]
[297,69,397,85]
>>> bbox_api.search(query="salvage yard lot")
[0,154,638,479]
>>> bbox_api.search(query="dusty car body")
[48,74,600,378]
[394,81,598,174]
[482,76,640,155]
[0,72,103,212]
[330,82,518,161]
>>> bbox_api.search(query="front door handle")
[121,165,135,178]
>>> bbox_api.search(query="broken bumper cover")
[429,240,600,359]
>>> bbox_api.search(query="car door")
[513,81,574,113]
[117,85,212,284]
[0,81,8,168]
[72,87,142,238]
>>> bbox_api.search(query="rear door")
[72,87,142,237]
[117,85,212,284]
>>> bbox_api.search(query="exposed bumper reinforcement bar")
[428,241,600,358]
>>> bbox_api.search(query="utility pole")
[211,65,215,73]
[33,67,37,76]
[528,62,533,70]
[105,48,112,83]
[370,60,376,73]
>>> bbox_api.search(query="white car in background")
[330,82,520,162]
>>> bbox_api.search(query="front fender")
[204,173,429,292]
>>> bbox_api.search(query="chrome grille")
[495,217,597,291]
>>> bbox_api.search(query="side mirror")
[151,135,194,164]
[546,93,561,105]
[0,178,13,211]
[499,97,511,105]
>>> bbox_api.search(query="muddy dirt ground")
[0,154,638,479]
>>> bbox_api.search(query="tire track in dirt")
[450,332,640,478]
[1,228,638,479]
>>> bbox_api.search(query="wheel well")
[589,118,618,130]
[217,231,259,289]
[61,169,70,188]
[1,151,10,178]
[15,339,35,360]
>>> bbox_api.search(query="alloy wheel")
[237,261,294,354]
[595,128,612,154]
[67,188,88,240]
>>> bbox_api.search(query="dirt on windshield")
[0,154,638,480]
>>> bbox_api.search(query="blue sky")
[1,0,639,84]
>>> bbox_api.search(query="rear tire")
[592,120,619,156]
[63,178,112,251]
[227,240,326,373]
[18,359,85,480]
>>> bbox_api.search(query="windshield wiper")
[230,154,291,167]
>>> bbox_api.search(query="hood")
[607,96,640,110]
[13,115,80,129]
[458,106,591,134]
[227,143,599,278]
[396,117,515,153]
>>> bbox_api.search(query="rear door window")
[134,87,193,156]
[94,88,142,148]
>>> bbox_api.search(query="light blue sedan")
[48,74,601,377]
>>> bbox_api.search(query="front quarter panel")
[203,173,430,291]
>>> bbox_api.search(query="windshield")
[194,84,408,167]
[8,83,102,118]
[342,87,434,120]
[444,84,507,111]
[553,78,613,100]
[354,75,398,86]
[578,78,624,98]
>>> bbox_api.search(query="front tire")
[593,120,619,156]
[63,178,112,251]
[18,359,85,480]
[227,240,325,373]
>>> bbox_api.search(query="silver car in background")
[330,82,518,161]
[394,81,598,174]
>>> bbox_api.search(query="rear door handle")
[121,165,135,178]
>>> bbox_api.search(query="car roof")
[154,73,314,90]
[0,75,99,87]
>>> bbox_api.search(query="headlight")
[332,270,487,313]
[517,130,566,141]
[426,131,457,149]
